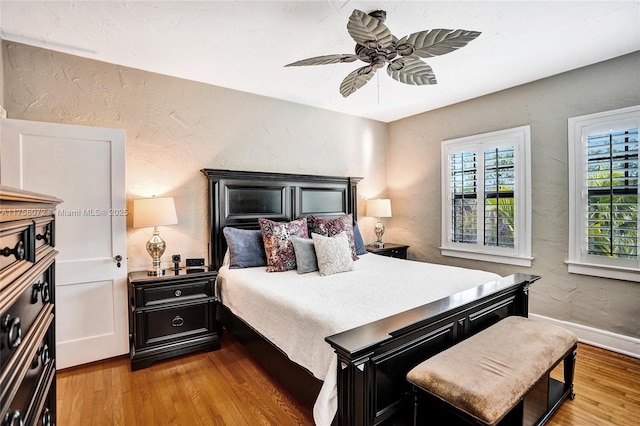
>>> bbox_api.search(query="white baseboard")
[530,314,640,359]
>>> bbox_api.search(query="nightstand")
[128,268,221,370]
[366,243,409,259]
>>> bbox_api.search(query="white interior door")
[0,118,127,369]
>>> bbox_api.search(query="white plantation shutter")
[567,105,640,282]
[442,126,532,266]
[586,128,638,260]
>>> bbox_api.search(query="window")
[441,126,532,266]
[568,106,639,282]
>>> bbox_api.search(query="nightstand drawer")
[366,243,409,259]
[134,300,215,348]
[137,277,215,307]
[386,248,407,259]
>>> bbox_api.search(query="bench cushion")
[406,316,577,425]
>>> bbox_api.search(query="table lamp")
[366,199,392,248]
[133,196,178,276]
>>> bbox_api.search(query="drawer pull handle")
[3,410,23,426]
[36,227,51,245]
[171,316,184,327]
[41,408,51,426]
[31,281,50,304]
[174,290,182,297]
[2,315,22,349]
[0,240,25,261]
[41,343,51,366]
[41,282,51,303]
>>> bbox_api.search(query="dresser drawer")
[134,276,215,308]
[0,220,36,288]
[0,312,54,426]
[33,376,56,426]
[1,263,54,375]
[30,351,56,426]
[134,299,216,348]
[33,216,55,263]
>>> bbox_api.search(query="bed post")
[348,177,362,221]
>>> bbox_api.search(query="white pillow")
[311,232,354,276]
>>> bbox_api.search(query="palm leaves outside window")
[586,128,638,260]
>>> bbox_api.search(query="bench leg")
[412,387,419,426]
[563,344,577,400]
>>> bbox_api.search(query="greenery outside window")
[441,126,532,266]
[567,106,639,282]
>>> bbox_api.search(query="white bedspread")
[217,253,501,425]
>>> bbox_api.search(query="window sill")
[440,248,533,267]
[565,261,640,283]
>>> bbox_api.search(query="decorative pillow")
[222,227,266,269]
[291,237,319,274]
[353,222,367,256]
[259,218,308,272]
[309,214,358,260]
[312,232,355,276]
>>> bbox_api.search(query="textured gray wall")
[2,41,389,271]
[387,52,640,338]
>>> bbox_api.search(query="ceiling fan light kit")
[285,9,481,98]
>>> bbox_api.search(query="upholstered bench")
[406,316,578,426]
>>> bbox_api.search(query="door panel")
[0,118,127,369]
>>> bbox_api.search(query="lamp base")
[374,221,385,249]
[146,227,166,277]
[147,268,165,277]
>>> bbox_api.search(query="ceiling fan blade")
[387,57,437,85]
[285,54,360,67]
[397,29,481,58]
[347,9,393,48]
[340,66,376,97]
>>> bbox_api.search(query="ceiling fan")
[285,9,481,98]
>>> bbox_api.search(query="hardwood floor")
[57,334,639,425]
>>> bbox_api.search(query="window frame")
[440,126,533,267]
[567,105,640,282]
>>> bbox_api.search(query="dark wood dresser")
[128,268,220,370]
[1,186,62,426]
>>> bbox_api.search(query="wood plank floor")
[57,334,640,425]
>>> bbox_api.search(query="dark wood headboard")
[202,169,362,270]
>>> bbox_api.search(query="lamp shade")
[133,197,178,228]
[366,199,392,218]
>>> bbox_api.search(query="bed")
[202,169,539,426]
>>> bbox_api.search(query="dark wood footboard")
[325,273,540,426]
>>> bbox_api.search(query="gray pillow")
[223,227,266,269]
[291,237,318,274]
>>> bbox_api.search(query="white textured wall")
[387,52,640,338]
[2,41,388,271]
[0,39,4,106]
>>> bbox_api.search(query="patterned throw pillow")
[259,218,308,272]
[311,232,355,276]
[309,214,358,260]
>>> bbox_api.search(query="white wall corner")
[530,314,640,359]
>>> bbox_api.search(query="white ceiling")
[1,1,639,122]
